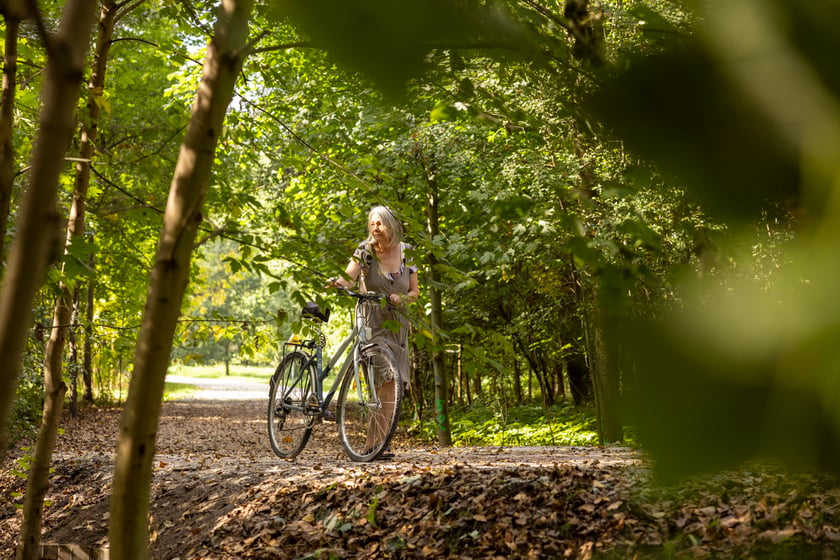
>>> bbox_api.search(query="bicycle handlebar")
[335,287,385,302]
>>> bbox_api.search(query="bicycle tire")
[268,351,315,458]
[336,346,403,461]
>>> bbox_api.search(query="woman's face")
[369,213,392,245]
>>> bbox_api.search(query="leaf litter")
[1,399,840,559]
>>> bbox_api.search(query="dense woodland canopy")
[3,0,840,557]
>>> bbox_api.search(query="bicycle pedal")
[322,410,336,421]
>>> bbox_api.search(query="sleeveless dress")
[353,241,417,385]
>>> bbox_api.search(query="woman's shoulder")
[401,242,419,273]
[353,241,374,265]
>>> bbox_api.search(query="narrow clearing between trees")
[2,379,840,559]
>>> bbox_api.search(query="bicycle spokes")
[268,352,314,458]
[336,349,403,461]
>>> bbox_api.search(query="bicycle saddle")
[302,302,330,322]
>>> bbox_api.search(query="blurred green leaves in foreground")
[270,0,531,97]
[590,0,840,481]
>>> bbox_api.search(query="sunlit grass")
[417,401,606,447]
[163,381,198,401]
[167,363,274,382]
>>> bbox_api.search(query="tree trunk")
[554,363,566,400]
[567,350,591,405]
[429,287,450,445]
[17,2,113,556]
[474,367,482,399]
[0,1,26,267]
[0,0,97,456]
[584,298,623,444]
[449,347,461,405]
[109,3,253,558]
[516,338,554,407]
[513,357,522,405]
[461,343,471,406]
[17,293,70,560]
[409,341,428,423]
[422,169,451,447]
[82,267,94,404]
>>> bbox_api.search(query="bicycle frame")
[315,328,358,413]
[285,295,376,417]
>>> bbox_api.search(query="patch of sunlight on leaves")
[163,382,197,401]
[424,402,601,447]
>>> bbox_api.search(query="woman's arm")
[389,270,419,305]
[406,270,419,302]
[329,258,361,289]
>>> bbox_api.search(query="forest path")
[165,372,268,400]
[3,377,837,559]
[1,374,644,559]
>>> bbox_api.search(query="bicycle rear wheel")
[336,347,403,461]
[268,351,315,458]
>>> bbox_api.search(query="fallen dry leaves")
[2,401,840,559]
[207,462,636,559]
[201,461,840,559]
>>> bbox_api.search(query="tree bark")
[108,2,253,558]
[584,295,623,444]
[82,266,94,404]
[0,0,97,455]
[0,0,26,267]
[17,2,116,557]
[422,169,451,447]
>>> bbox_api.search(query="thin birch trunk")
[583,291,623,444]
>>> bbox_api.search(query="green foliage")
[271,0,532,97]
[587,0,840,480]
[174,239,290,366]
[8,370,42,446]
[419,402,601,447]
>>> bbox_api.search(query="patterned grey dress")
[353,241,417,385]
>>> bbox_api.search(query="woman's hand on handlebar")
[326,277,347,290]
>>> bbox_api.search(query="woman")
[330,206,419,458]
[332,205,419,385]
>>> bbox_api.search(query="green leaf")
[274,0,530,96]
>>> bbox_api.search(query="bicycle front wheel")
[336,347,403,461]
[268,351,315,458]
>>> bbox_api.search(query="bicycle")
[267,288,404,462]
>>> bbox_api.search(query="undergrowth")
[415,401,605,447]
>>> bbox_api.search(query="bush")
[6,369,43,447]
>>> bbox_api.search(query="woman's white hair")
[366,205,403,246]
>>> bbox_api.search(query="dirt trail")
[1,376,643,559]
[6,378,836,559]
